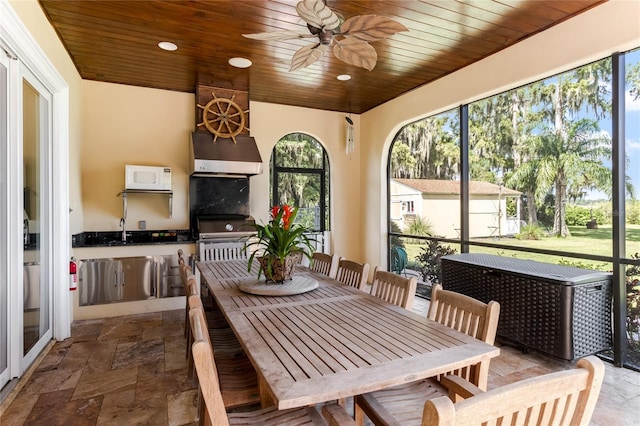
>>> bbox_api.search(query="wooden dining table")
[198,259,500,410]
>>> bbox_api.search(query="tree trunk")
[526,189,538,224]
[553,177,571,237]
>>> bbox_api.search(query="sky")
[584,49,640,201]
[624,81,640,200]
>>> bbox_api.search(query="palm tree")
[470,84,543,224]
[535,119,611,237]
[394,111,459,179]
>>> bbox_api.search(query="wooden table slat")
[302,302,411,362]
[199,260,500,410]
[337,298,465,352]
[248,310,314,381]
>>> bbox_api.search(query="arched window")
[270,133,330,232]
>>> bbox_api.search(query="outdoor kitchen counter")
[73,242,196,260]
[73,242,197,321]
[72,230,194,248]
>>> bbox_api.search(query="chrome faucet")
[120,217,126,242]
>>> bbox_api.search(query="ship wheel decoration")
[197,92,249,143]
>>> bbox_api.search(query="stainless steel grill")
[196,215,255,241]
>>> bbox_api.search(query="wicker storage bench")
[441,253,612,360]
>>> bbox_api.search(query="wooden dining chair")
[188,300,260,409]
[335,259,370,290]
[183,273,200,361]
[180,261,193,338]
[421,356,604,426]
[187,292,244,359]
[426,284,500,390]
[310,252,339,278]
[369,267,417,309]
[355,284,500,426]
[355,355,603,426]
[199,241,249,261]
[190,310,357,426]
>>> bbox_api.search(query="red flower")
[271,205,280,219]
[245,203,316,279]
[282,205,294,229]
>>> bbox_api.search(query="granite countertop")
[72,230,194,248]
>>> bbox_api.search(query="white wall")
[9,0,83,234]
[249,102,362,261]
[80,81,194,232]
[79,96,364,262]
[360,0,640,270]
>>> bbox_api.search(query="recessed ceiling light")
[337,74,351,81]
[158,41,178,51]
[229,57,252,68]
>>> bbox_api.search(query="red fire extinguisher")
[69,257,78,291]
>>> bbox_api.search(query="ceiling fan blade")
[333,38,377,71]
[290,44,327,71]
[296,0,340,30]
[243,30,314,41]
[339,15,408,42]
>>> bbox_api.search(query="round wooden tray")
[238,275,319,296]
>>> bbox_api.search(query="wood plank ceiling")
[38,0,605,114]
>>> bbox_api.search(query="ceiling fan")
[243,0,408,71]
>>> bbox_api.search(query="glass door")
[20,64,52,368]
[0,46,9,391]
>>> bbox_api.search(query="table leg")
[259,376,275,408]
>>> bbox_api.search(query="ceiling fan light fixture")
[157,41,178,51]
[243,0,407,72]
[337,74,351,81]
[229,57,253,68]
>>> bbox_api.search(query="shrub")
[564,205,605,226]
[556,258,609,271]
[627,201,640,225]
[406,259,421,270]
[515,223,544,240]
[415,239,457,284]
[389,221,405,249]
[405,215,433,239]
[625,253,640,351]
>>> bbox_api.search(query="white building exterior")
[390,179,521,239]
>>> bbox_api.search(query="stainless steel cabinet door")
[118,257,154,302]
[79,259,122,305]
[156,254,184,298]
[79,255,184,306]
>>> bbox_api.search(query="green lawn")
[401,224,640,270]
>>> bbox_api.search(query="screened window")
[270,133,330,231]
[389,109,460,240]
[387,48,640,369]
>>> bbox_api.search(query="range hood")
[190,132,263,176]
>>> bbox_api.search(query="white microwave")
[125,165,172,191]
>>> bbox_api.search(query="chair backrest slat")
[421,356,605,426]
[335,259,369,290]
[427,284,500,389]
[428,284,500,345]
[190,307,231,426]
[370,267,417,309]
[200,242,249,262]
[310,252,339,279]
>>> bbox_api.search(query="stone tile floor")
[0,301,638,425]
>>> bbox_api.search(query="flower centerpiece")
[245,205,315,283]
